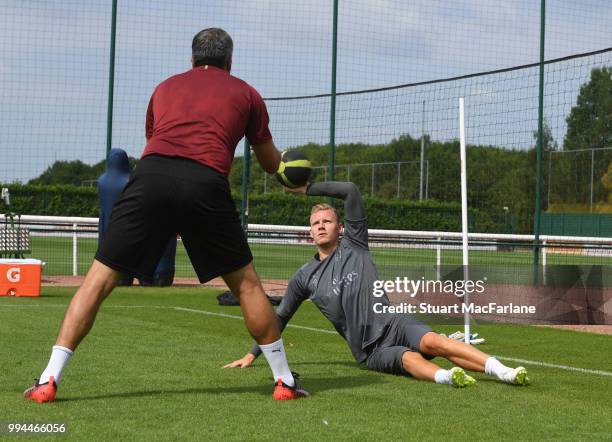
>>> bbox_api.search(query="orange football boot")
[273,372,309,400]
[24,376,57,403]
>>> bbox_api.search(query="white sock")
[39,346,73,385]
[434,369,452,385]
[259,338,295,387]
[485,357,511,379]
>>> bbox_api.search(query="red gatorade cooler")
[0,259,43,297]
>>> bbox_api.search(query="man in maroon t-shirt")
[25,28,308,403]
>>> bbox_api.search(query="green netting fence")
[1,1,611,238]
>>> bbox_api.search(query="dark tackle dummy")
[98,148,177,286]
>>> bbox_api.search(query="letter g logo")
[7,267,20,283]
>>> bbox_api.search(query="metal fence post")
[397,162,401,198]
[371,164,375,196]
[328,0,338,192]
[420,100,425,200]
[105,0,118,158]
[425,160,429,199]
[241,139,251,230]
[590,148,595,212]
[533,0,546,285]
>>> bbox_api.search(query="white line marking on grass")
[495,356,612,377]
[173,307,612,376]
[4,303,610,377]
[0,304,165,309]
[173,307,337,334]
[0,304,67,308]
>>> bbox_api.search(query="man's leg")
[56,260,121,350]
[366,346,475,387]
[420,332,488,370]
[25,260,120,402]
[419,332,529,384]
[402,351,476,387]
[43,260,120,382]
[400,351,441,381]
[222,263,296,388]
[444,356,486,372]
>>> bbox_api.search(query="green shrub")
[1,184,501,232]
[0,183,99,217]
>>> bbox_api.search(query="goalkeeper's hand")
[223,353,256,368]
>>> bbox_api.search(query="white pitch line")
[3,303,610,377]
[0,304,164,309]
[173,307,612,376]
[495,356,612,377]
[173,307,337,334]
[0,303,67,308]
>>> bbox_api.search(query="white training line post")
[72,223,78,276]
[436,236,442,281]
[542,240,547,286]
[459,97,470,344]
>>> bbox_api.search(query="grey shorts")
[365,314,433,376]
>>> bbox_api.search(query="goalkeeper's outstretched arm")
[306,182,366,220]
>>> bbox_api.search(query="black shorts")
[95,155,252,283]
[365,315,433,376]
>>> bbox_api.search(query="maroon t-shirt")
[142,65,272,176]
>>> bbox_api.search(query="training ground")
[1,285,611,440]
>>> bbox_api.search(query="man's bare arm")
[251,139,281,174]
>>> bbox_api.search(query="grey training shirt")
[250,182,392,363]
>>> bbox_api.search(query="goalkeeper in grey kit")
[226,182,529,387]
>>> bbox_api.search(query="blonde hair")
[310,203,339,222]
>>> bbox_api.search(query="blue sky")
[1,0,611,183]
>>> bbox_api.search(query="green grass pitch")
[1,287,611,440]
